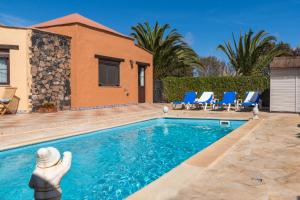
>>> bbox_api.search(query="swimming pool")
[0,118,245,200]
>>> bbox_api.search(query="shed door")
[270,68,297,112]
[297,68,300,112]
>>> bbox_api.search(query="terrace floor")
[0,104,299,200]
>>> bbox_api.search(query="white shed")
[270,57,300,113]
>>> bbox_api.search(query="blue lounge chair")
[213,91,237,111]
[195,92,214,110]
[172,91,197,109]
[240,91,260,109]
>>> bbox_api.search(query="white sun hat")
[36,147,61,168]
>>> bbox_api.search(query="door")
[138,65,146,103]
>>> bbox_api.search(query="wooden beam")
[136,61,150,66]
[95,54,125,62]
[0,45,19,50]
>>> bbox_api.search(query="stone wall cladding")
[29,29,71,111]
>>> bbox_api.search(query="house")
[270,57,300,113]
[0,13,153,113]
[32,13,153,109]
[0,25,71,113]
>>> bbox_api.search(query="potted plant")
[38,102,57,113]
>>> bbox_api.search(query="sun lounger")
[172,91,197,109]
[239,91,260,109]
[213,91,237,111]
[195,92,214,110]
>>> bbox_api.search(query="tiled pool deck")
[1,104,299,200]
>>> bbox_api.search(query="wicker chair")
[0,87,17,115]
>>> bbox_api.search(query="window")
[96,55,124,87]
[0,49,9,85]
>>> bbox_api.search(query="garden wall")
[162,76,270,106]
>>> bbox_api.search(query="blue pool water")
[0,118,245,200]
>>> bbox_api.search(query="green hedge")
[162,76,270,106]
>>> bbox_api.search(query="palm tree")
[131,22,201,79]
[218,30,289,76]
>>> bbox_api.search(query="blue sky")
[1,0,300,61]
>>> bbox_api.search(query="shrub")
[162,76,270,106]
[40,102,56,109]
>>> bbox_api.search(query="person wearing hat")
[29,147,72,200]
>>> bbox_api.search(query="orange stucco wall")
[38,24,153,109]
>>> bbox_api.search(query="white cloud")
[184,32,194,46]
[0,13,34,27]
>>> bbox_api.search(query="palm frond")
[131,22,200,79]
[218,29,289,76]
